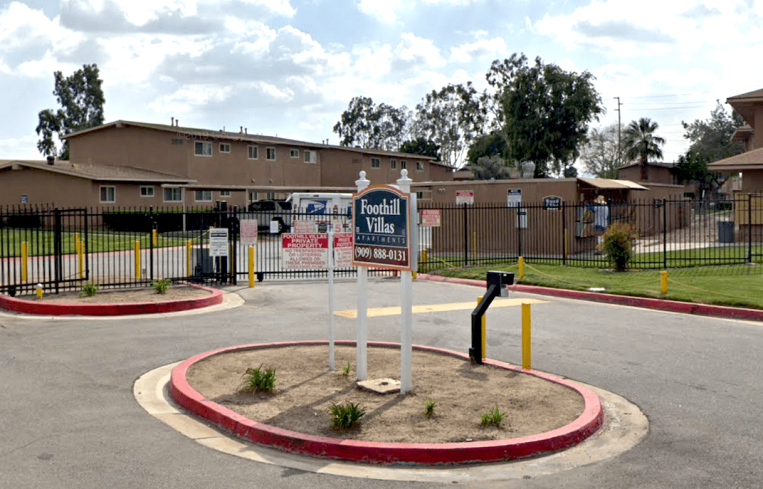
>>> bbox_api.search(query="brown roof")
[707,147,763,171]
[726,89,763,127]
[0,159,193,183]
[618,161,677,171]
[577,178,649,190]
[64,120,447,166]
[731,124,754,142]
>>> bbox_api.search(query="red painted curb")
[169,340,604,464]
[419,274,763,322]
[0,283,222,316]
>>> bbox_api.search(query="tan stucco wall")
[0,167,94,207]
[741,170,763,192]
[618,165,676,185]
[319,149,440,187]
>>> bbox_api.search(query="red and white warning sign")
[333,232,353,268]
[282,234,327,270]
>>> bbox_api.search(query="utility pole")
[614,96,622,172]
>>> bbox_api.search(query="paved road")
[1,278,762,488]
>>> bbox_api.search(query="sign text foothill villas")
[352,186,411,271]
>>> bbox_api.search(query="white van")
[287,192,353,232]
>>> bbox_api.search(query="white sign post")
[328,228,335,371]
[397,171,414,394]
[355,172,370,381]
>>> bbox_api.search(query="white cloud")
[449,36,506,63]
[357,0,404,22]
[148,84,233,113]
[391,33,444,71]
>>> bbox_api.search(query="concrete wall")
[0,167,94,208]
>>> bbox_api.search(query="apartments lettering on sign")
[352,186,411,270]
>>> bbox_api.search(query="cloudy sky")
[1,0,762,167]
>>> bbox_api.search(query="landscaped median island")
[170,341,604,464]
[0,282,222,315]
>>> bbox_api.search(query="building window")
[290,148,299,158]
[163,188,183,202]
[416,161,424,171]
[220,143,231,153]
[371,157,380,168]
[248,146,258,159]
[220,190,231,197]
[140,186,155,197]
[99,186,116,203]
[249,191,258,202]
[401,160,407,170]
[390,159,397,169]
[416,191,424,199]
[194,141,212,156]
[195,190,212,202]
[266,192,275,200]
[304,150,317,164]
[266,147,276,160]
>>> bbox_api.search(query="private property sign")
[352,185,411,270]
[281,232,353,270]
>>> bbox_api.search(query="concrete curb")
[169,340,604,465]
[0,283,222,316]
[418,274,763,322]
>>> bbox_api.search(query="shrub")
[328,401,366,428]
[152,278,172,294]
[424,399,436,418]
[480,406,506,428]
[341,361,352,377]
[80,282,99,297]
[600,222,639,272]
[239,365,276,394]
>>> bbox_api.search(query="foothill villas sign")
[352,185,411,271]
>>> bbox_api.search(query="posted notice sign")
[239,219,258,246]
[421,209,441,227]
[352,185,411,270]
[456,190,474,205]
[282,234,327,270]
[209,228,229,257]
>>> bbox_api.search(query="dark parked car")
[246,200,292,233]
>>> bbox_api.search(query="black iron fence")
[1,196,761,295]
[416,196,763,272]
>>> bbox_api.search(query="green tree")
[411,82,486,168]
[467,155,510,180]
[682,102,744,163]
[622,117,665,181]
[499,55,603,177]
[333,97,410,151]
[36,63,105,160]
[673,150,728,200]
[466,131,508,166]
[579,124,626,178]
[399,137,440,160]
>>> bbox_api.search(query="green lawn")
[0,229,199,257]
[432,262,763,310]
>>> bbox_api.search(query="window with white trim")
[99,186,116,203]
[266,192,275,200]
[371,157,380,168]
[290,148,299,158]
[220,143,231,153]
[400,160,407,170]
[219,190,231,197]
[266,147,276,160]
[416,161,424,171]
[163,188,183,202]
[248,146,258,159]
[304,150,317,164]
[140,186,154,197]
[195,190,212,202]
[194,141,212,156]
[390,159,397,169]
[249,191,258,202]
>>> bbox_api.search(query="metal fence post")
[562,202,567,265]
[463,203,468,267]
[663,199,668,269]
[54,207,62,294]
[748,193,753,263]
[149,206,155,282]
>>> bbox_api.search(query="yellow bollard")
[77,239,84,279]
[478,295,486,360]
[522,303,531,370]
[660,270,668,295]
[519,256,525,280]
[186,240,192,278]
[135,240,141,278]
[248,246,255,288]
[473,232,477,256]
[21,242,28,282]
[36,283,43,299]
[152,229,158,246]
[421,249,427,264]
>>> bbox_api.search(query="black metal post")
[562,202,567,265]
[149,206,155,282]
[54,208,62,294]
[463,203,468,267]
[470,283,499,365]
[517,206,523,258]
[663,199,668,269]
[748,193,753,263]
[83,209,90,281]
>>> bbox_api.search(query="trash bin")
[718,221,734,243]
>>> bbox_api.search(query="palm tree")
[623,118,666,181]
